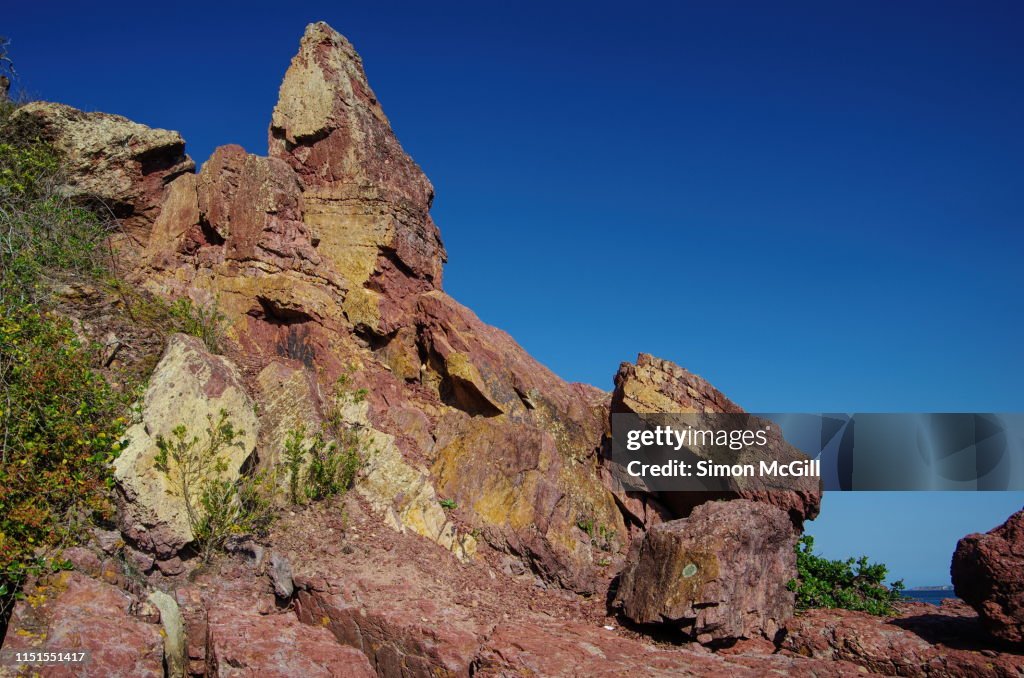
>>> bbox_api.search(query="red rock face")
[614,499,798,644]
[952,507,1024,644]
[207,600,375,677]
[2,572,165,678]
[197,145,316,268]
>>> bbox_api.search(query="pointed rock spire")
[269,22,446,331]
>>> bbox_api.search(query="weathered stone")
[952,506,1024,644]
[147,590,187,678]
[473,620,867,678]
[207,607,374,678]
[431,409,610,591]
[269,22,445,331]
[113,334,259,559]
[781,601,1024,677]
[342,397,476,561]
[252,359,326,475]
[411,290,624,592]
[197,145,321,271]
[12,101,193,246]
[610,353,821,526]
[139,144,349,374]
[614,499,797,644]
[1,572,164,677]
[267,552,294,600]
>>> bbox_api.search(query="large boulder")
[951,507,1024,644]
[609,353,821,527]
[113,334,259,561]
[11,102,193,247]
[268,21,446,332]
[613,499,797,644]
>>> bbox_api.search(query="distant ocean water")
[903,589,958,606]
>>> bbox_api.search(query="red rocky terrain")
[2,20,1022,678]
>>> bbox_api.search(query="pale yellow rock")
[13,101,193,246]
[113,334,259,557]
[270,23,387,143]
[331,398,472,561]
[268,22,445,332]
[254,360,324,468]
[147,590,185,678]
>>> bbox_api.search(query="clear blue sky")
[7,1,1023,586]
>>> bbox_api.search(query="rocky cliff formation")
[4,20,1020,678]
[132,21,632,594]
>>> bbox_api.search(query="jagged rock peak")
[270,23,386,145]
[268,21,446,331]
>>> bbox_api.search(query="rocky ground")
[4,496,1022,677]
[1,19,1022,678]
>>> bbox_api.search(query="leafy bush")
[280,370,369,505]
[0,299,128,614]
[0,142,112,303]
[281,425,362,504]
[0,107,130,626]
[787,535,905,615]
[155,410,274,562]
[304,429,361,501]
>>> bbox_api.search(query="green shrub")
[0,141,111,303]
[280,426,362,504]
[155,410,274,562]
[280,370,368,505]
[303,426,363,502]
[282,427,307,505]
[787,535,905,615]
[0,298,129,614]
[0,98,135,630]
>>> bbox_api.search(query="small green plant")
[283,365,369,504]
[166,297,226,354]
[325,366,368,432]
[787,535,905,616]
[282,427,307,505]
[155,410,273,562]
[576,516,615,552]
[280,425,363,505]
[304,428,361,502]
[439,498,458,510]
